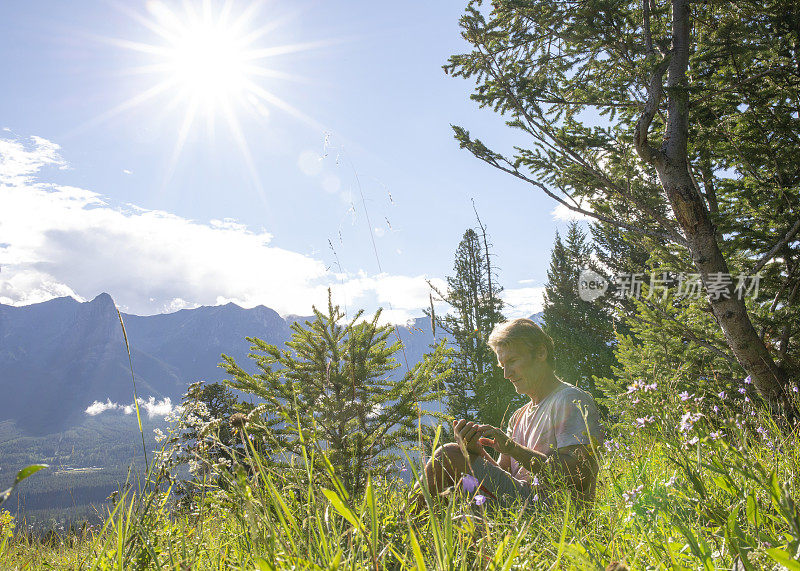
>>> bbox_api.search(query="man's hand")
[453,419,486,458]
[478,425,516,455]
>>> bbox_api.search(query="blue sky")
[0,0,580,321]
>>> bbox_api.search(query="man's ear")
[534,345,548,363]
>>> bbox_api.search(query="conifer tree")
[428,227,522,427]
[542,223,617,393]
[222,290,448,496]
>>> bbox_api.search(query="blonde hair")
[488,318,555,369]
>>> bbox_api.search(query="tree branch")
[466,146,683,243]
[643,0,654,55]
[634,54,670,165]
[751,217,800,274]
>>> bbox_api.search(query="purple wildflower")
[678,411,702,433]
[635,416,655,428]
[679,391,690,401]
[793,386,798,393]
[744,396,750,403]
[709,431,721,440]
[738,387,747,394]
[461,474,479,493]
[644,382,657,392]
[474,494,487,506]
[713,405,719,413]
[622,484,644,506]
[718,391,726,399]
[744,375,752,384]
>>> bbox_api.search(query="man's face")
[495,341,547,397]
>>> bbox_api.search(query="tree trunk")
[640,0,793,409]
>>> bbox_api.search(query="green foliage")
[6,382,800,569]
[428,227,522,427]
[445,0,800,402]
[221,289,449,496]
[596,294,741,411]
[542,222,617,394]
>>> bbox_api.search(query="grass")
[3,302,798,568]
[2,397,799,570]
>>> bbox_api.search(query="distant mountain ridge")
[0,293,542,436]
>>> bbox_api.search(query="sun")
[165,14,249,107]
[90,0,332,190]
[145,0,259,113]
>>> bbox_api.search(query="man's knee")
[433,442,467,474]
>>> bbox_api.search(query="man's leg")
[423,442,469,495]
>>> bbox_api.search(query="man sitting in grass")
[420,318,604,506]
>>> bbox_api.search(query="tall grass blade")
[0,464,48,506]
[407,526,426,570]
[116,308,148,469]
[321,488,361,530]
[766,548,800,570]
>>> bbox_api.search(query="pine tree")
[543,223,617,394]
[428,227,522,427]
[222,290,448,496]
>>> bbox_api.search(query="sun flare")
[91,0,332,190]
[147,0,256,111]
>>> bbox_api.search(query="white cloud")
[0,136,67,185]
[140,396,176,418]
[0,268,84,306]
[85,399,121,416]
[85,396,176,418]
[501,287,545,318]
[162,297,199,313]
[324,273,447,325]
[0,134,442,322]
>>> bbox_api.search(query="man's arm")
[537,444,598,500]
[496,452,512,472]
[480,429,546,477]
[480,428,598,498]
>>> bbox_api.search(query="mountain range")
[0,294,452,436]
[0,293,542,437]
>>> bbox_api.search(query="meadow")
[2,381,799,570]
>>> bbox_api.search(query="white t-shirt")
[505,380,604,481]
